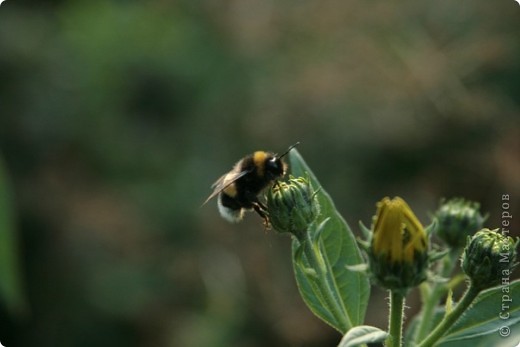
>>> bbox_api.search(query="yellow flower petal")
[373,197,426,264]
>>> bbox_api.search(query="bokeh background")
[0,0,519,346]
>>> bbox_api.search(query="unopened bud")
[461,228,518,290]
[433,198,486,249]
[266,176,320,239]
[369,197,429,292]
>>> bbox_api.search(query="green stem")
[418,284,480,347]
[301,231,350,332]
[415,285,443,341]
[387,290,405,347]
[414,249,459,341]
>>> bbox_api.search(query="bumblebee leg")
[252,202,271,229]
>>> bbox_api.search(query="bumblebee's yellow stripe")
[223,184,237,198]
[253,151,267,177]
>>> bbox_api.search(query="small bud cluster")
[461,228,518,290]
[433,198,486,249]
[368,197,429,293]
[266,176,320,240]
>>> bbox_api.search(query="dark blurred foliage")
[0,0,519,346]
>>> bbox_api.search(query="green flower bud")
[433,198,486,249]
[461,228,518,290]
[266,176,320,239]
[368,197,429,293]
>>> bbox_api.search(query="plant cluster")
[263,150,518,347]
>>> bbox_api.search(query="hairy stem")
[387,290,405,347]
[418,284,480,347]
[415,249,459,341]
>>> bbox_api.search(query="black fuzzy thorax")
[225,153,283,210]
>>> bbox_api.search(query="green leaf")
[435,330,520,347]
[0,157,26,315]
[436,279,520,345]
[406,280,520,347]
[338,325,388,347]
[289,149,370,333]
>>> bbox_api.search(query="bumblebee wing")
[202,169,251,205]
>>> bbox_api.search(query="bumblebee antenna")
[278,142,300,159]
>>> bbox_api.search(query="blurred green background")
[0,0,519,346]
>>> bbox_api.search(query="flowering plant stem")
[418,284,480,347]
[387,290,405,347]
[301,229,350,332]
[414,249,458,341]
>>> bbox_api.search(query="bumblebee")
[204,143,299,224]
